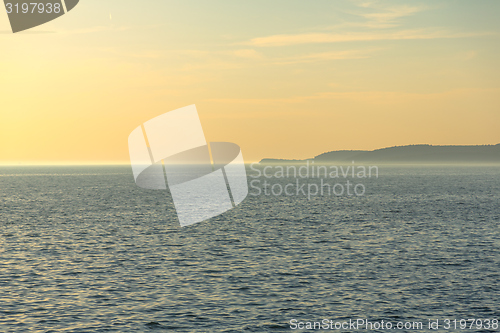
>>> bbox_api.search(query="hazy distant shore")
[260,144,500,165]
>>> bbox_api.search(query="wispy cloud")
[243,2,495,47]
[355,2,425,28]
[272,49,378,65]
[246,29,493,47]
[232,49,264,59]
[305,2,428,30]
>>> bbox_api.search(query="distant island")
[260,144,500,164]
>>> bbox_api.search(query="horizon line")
[1,143,498,167]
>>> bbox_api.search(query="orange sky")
[1,0,499,164]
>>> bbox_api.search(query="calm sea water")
[0,165,499,332]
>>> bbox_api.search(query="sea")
[0,165,499,332]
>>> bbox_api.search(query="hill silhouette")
[260,144,500,164]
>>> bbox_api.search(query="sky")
[1,0,499,164]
